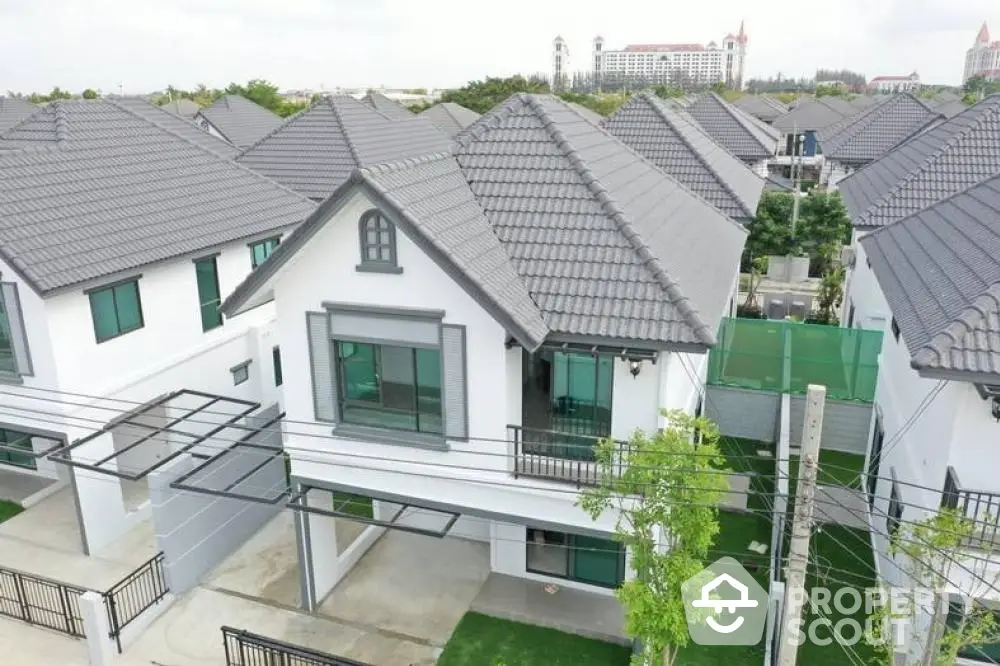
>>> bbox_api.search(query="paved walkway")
[813,485,868,529]
[0,469,57,505]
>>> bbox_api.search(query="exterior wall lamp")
[629,360,642,378]
[992,396,1000,422]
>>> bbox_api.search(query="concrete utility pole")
[777,383,826,666]
[790,125,804,238]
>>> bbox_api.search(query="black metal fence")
[0,567,89,637]
[105,552,169,652]
[222,626,373,666]
[941,466,1000,550]
[509,425,629,487]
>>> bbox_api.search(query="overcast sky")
[0,0,997,94]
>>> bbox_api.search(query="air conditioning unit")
[840,246,856,268]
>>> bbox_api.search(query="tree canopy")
[747,190,850,259]
[439,75,550,114]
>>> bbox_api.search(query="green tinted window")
[337,341,442,434]
[89,280,143,342]
[0,296,14,374]
[250,237,281,268]
[0,428,36,470]
[195,258,223,332]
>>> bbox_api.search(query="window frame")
[272,346,283,387]
[356,209,403,274]
[194,255,223,332]
[891,317,901,342]
[0,427,36,470]
[525,527,626,589]
[0,293,17,376]
[334,339,443,436]
[231,360,251,386]
[887,471,903,539]
[249,236,281,269]
[87,278,145,343]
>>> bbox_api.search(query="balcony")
[941,467,1000,551]
[508,425,629,487]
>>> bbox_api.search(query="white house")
[684,93,779,178]
[194,94,284,150]
[0,99,316,554]
[221,94,747,604]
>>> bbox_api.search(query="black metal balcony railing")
[509,425,628,487]
[941,467,1000,551]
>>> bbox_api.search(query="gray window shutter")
[441,324,468,440]
[306,312,337,422]
[0,282,32,376]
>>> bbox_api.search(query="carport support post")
[777,384,825,666]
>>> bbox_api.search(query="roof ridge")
[451,94,522,149]
[236,99,314,157]
[856,100,1000,225]
[640,93,758,218]
[52,101,70,145]
[827,93,942,154]
[325,96,365,168]
[521,93,714,345]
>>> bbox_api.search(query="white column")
[306,488,340,606]
[80,591,115,666]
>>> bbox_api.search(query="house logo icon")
[681,557,769,646]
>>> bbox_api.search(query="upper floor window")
[356,210,402,274]
[250,237,280,268]
[0,282,32,379]
[89,279,144,343]
[195,256,223,332]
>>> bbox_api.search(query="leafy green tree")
[868,510,1000,666]
[797,191,851,256]
[580,410,730,666]
[556,91,631,117]
[815,84,845,97]
[226,79,282,110]
[439,75,550,114]
[81,88,99,100]
[747,191,795,258]
[814,264,845,324]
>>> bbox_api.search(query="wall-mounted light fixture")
[992,396,1000,422]
[629,360,642,379]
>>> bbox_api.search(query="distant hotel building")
[553,36,570,91]
[580,22,747,89]
[868,72,920,94]
[965,22,1000,83]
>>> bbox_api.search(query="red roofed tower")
[977,21,990,45]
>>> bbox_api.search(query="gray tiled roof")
[739,105,784,143]
[819,93,943,167]
[565,102,604,125]
[0,125,315,294]
[849,96,879,110]
[934,99,970,119]
[818,96,859,117]
[361,92,414,120]
[734,95,786,123]
[420,102,481,138]
[772,98,847,133]
[159,98,200,119]
[860,174,1000,377]
[602,92,765,221]
[454,93,747,346]
[0,98,37,133]
[838,95,1000,228]
[686,93,776,163]
[196,95,283,149]
[0,99,239,158]
[236,95,450,199]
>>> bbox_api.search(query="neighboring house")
[686,92,778,176]
[933,98,970,119]
[733,94,787,123]
[0,97,37,133]
[602,92,765,222]
[840,95,1000,322]
[848,95,879,110]
[159,98,201,119]
[0,98,239,159]
[868,72,921,94]
[819,93,943,187]
[220,93,746,604]
[420,102,481,138]
[851,175,1000,652]
[360,91,415,120]
[771,97,854,165]
[235,95,450,201]
[194,95,284,149]
[0,99,315,554]
[565,101,604,125]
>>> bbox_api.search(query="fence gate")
[105,552,169,652]
[222,626,373,666]
[0,567,88,638]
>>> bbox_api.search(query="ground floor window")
[947,598,1000,662]
[526,528,625,588]
[0,428,35,469]
[336,340,442,434]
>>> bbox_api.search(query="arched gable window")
[357,209,401,273]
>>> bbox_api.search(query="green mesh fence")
[707,318,883,402]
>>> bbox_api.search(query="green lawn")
[332,492,374,520]
[713,438,775,584]
[0,500,22,523]
[788,449,865,500]
[437,612,632,666]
